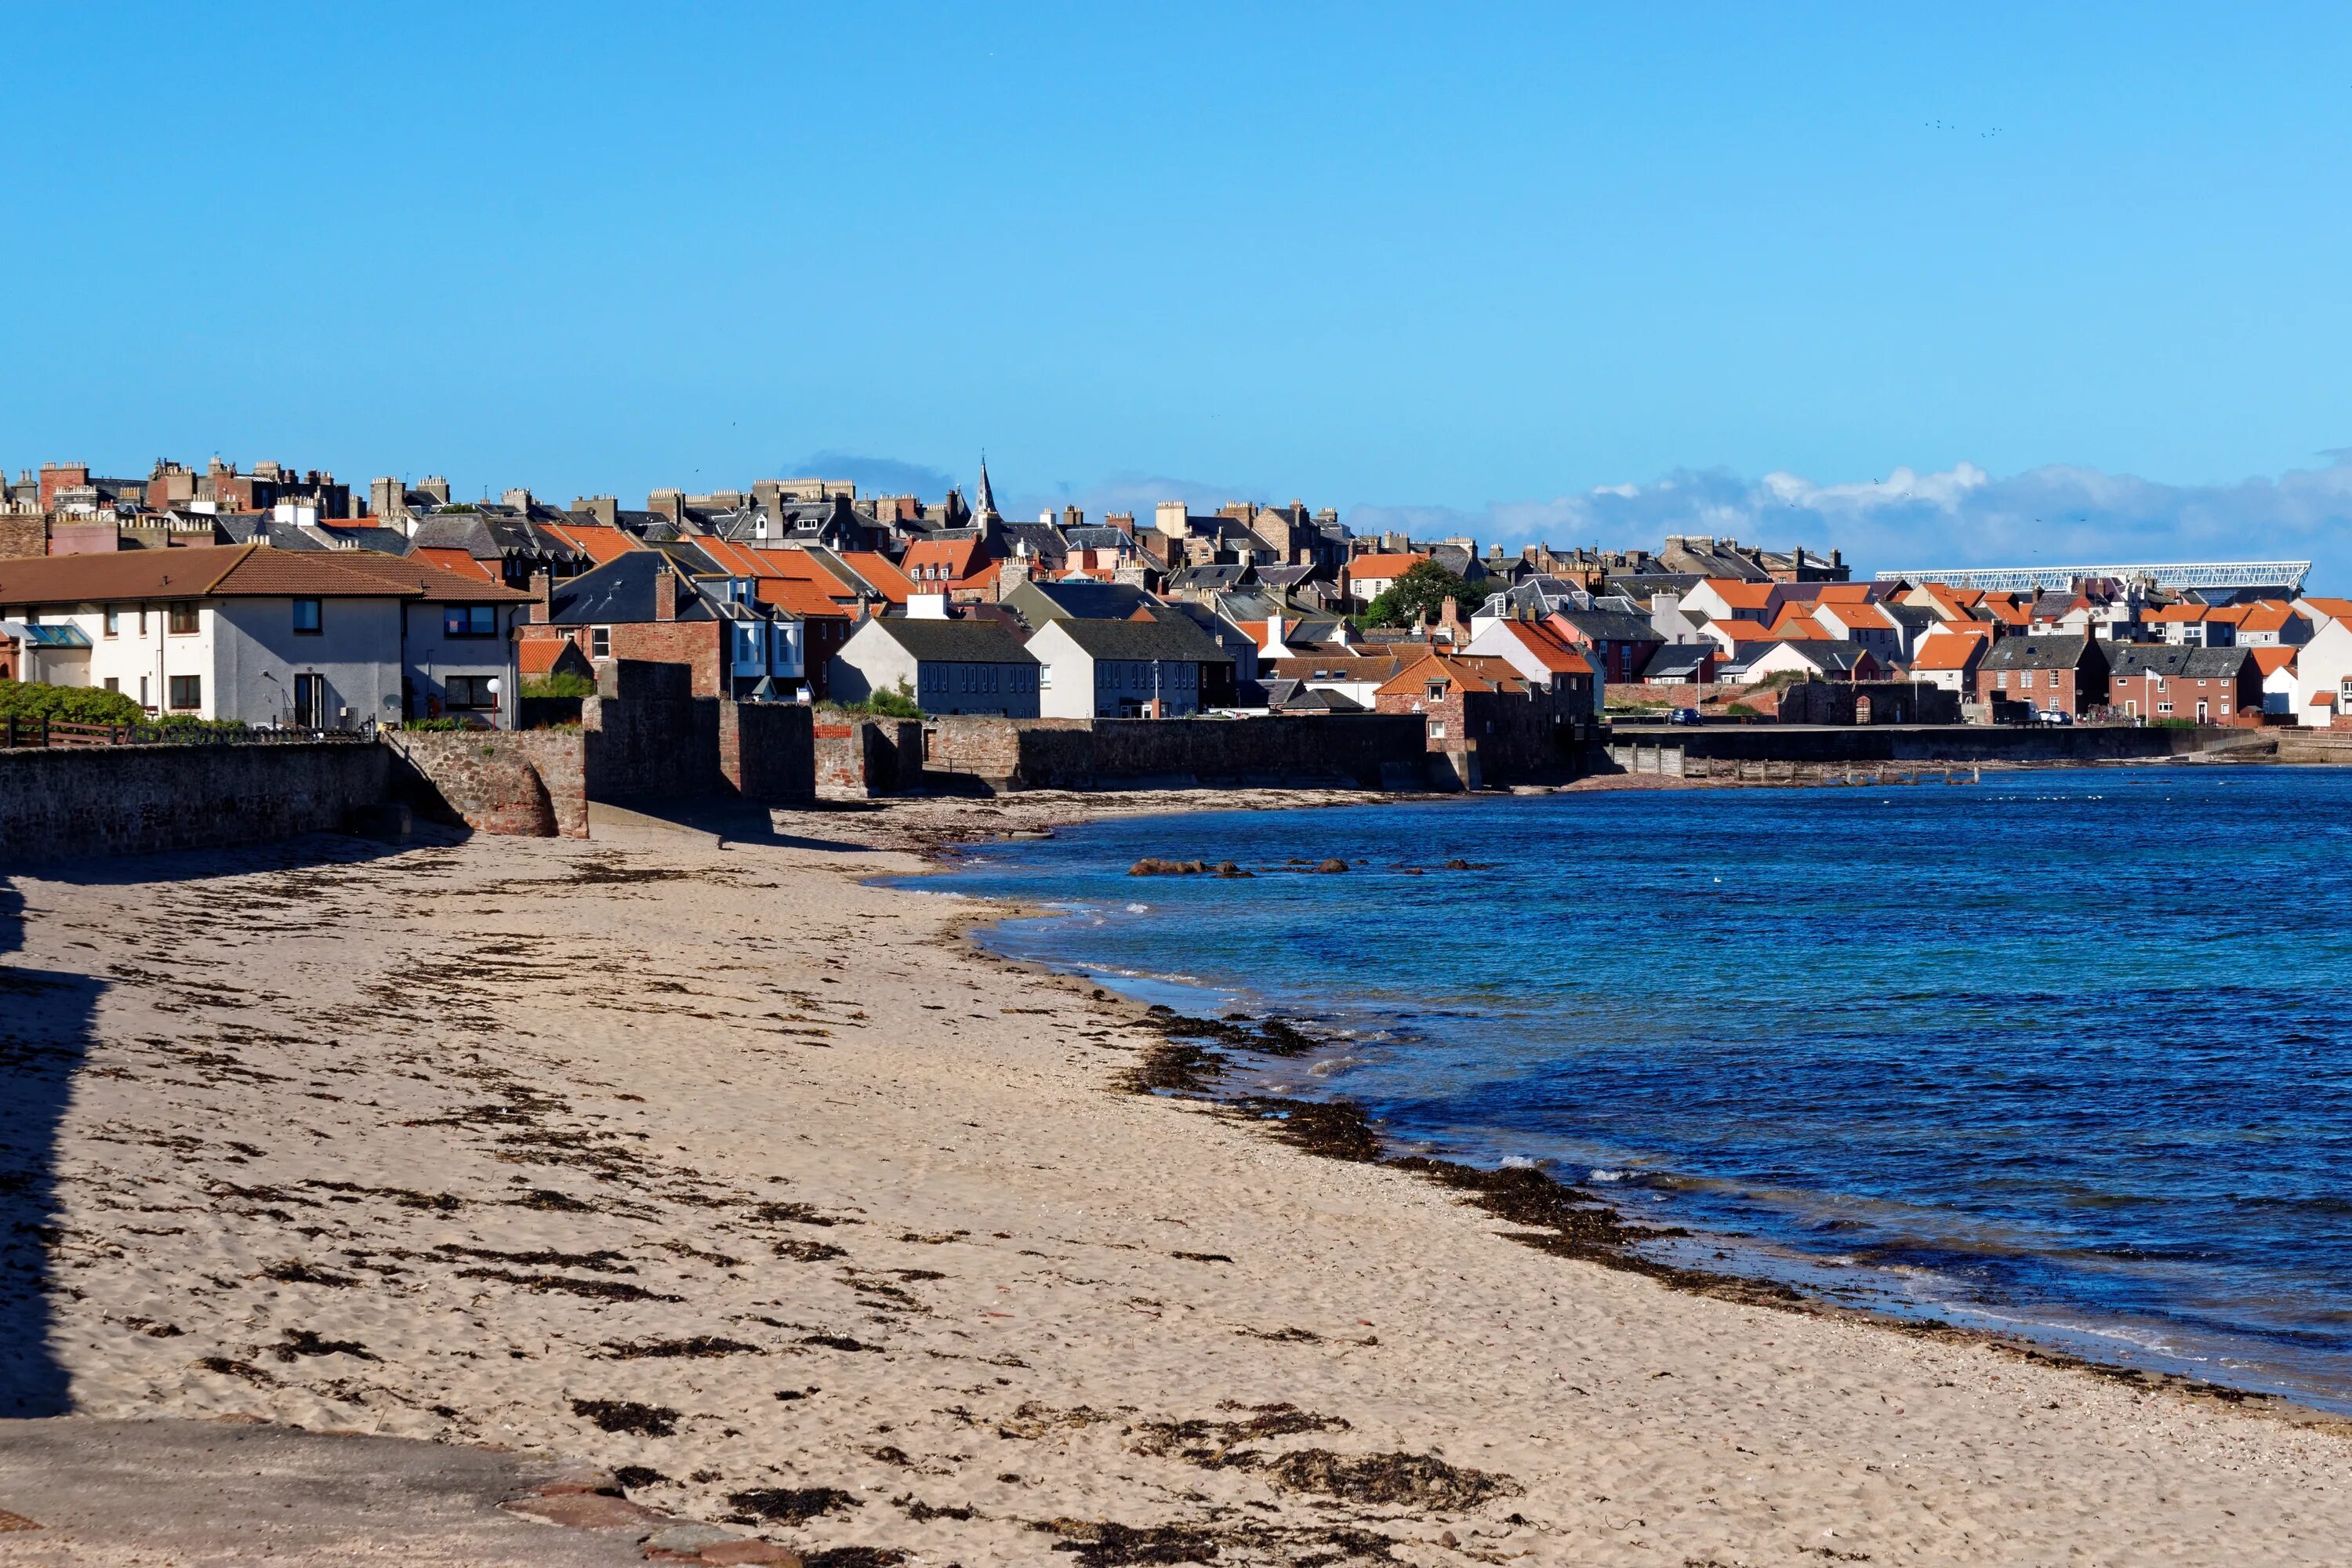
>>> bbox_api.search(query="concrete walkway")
[0,1417,648,1566]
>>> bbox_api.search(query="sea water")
[922,766,2352,1410]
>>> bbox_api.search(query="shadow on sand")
[0,827,437,1418]
[0,875,102,1418]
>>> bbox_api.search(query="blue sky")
[8,3,2352,577]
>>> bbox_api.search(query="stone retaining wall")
[386,731,588,838]
[0,742,390,866]
[918,714,1429,792]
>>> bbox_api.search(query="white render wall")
[827,619,919,706]
[213,597,402,728]
[402,601,525,727]
[20,596,514,727]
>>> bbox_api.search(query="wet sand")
[1,792,2347,1565]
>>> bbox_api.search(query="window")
[1426,681,1446,701]
[736,624,759,661]
[443,604,498,638]
[292,597,322,634]
[2019,670,2034,689]
[168,601,198,634]
[102,606,118,637]
[446,675,498,710]
[1428,718,1447,739]
[168,675,201,710]
[590,626,611,659]
[1040,663,1054,688]
[103,677,118,693]
[137,605,147,635]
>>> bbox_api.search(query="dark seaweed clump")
[570,1398,679,1436]
[727,1485,862,1523]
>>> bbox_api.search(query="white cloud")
[1353,455,2352,587]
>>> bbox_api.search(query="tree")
[1359,560,1471,628]
[0,680,143,726]
[865,680,924,720]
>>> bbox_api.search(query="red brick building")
[1975,634,2109,720]
[2107,644,2262,723]
[1373,649,1581,788]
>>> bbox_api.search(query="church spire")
[975,454,1000,524]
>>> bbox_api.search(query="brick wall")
[608,622,725,696]
[580,660,716,800]
[1777,681,1962,725]
[0,742,390,866]
[0,513,45,560]
[717,700,815,804]
[919,715,1430,792]
[387,730,588,837]
[815,719,921,797]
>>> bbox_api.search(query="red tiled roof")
[1347,554,1428,580]
[833,552,914,604]
[1488,619,1594,675]
[1910,636,1986,670]
[2250,647,2298,676]
[1703,579,1776,610]
[0,543,527,605]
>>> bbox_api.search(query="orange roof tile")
[2250,647,2299,676]
[1489,619,1595,675]
[1704,579,1777,610]
[1910,637,1987,670]
[2300,596,2352,623]
[833,552,914,604]
[1347,553,1429,580]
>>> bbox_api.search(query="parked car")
[1668,707,1703,726]
[2034,707,2074,726]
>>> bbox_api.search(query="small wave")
[1124,902,1149,913]
[1588,1168,1629,1182]
[1499,1155,1536,1169]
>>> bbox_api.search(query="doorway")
[294,673,325,729]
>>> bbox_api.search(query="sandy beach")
[4,792,2350,1566]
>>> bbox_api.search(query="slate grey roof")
[1007,579,1157,624]
[1980,634,2098,671]
[1640,644,1715,680]
[545,553,700,625]
[1169,563,1252,591]
[1784,640,1875,674]
[870,617,1039,665]
[1063,525,1135,551]
[1553,608,1664,643]
[2114,641,2244,678]
[1034,613,1232,664]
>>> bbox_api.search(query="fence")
[0,717,376,749]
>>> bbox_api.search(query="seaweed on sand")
[570,1398,678,1436]
[726,1486,861,1524]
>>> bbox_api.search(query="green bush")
[401,717,470,732]
[523,671,597,698]
[0,680,143,726]
[149,714,248,736]
[826,680,923,719]
[865,680,924,719]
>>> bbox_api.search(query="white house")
[0,543,530,727]
[1906,629,1987,695]
[828,615,1040,716]
[1025,614,1231,718]
[1734,639,1882,685]
[2254,648,2299,717]
[2290,615,2352,728]
[1809,601,1904,664]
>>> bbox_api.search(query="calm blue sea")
[920,766,2352,1410]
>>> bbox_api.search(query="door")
[294,673,325,729]
[2196,699,2209,724]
